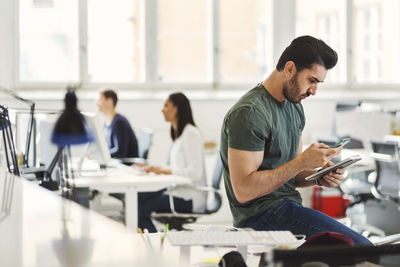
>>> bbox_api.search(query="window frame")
[13,0,400,92]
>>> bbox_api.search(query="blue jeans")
[242,199,372,246]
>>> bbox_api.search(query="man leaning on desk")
[220,35,372,246]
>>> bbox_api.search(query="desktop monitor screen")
[83,113,111,168]
[38,113,111,169]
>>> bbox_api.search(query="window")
[296,0,346,84]
[353,0,400,84]
[33,0,53,8]
[157,0,209,82]
[17,0,274,87]
[87,0,143,82]
[355,4,381,83]
[19,0,79,82]
[219,0,273,83]
[16,0,400,90]
[317,13,340,83]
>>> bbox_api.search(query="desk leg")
[125,189,138,231]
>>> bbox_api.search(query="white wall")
[0,0,15,88]
[11,94,336,165]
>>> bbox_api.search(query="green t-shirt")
[220,83,305,227]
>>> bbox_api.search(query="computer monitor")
[38,115,58,168]
[82,112,111,168]
[38,112,111,170]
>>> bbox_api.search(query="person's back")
[97,89,139,159]
[105,113,138,158]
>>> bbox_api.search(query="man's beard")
[283,74,304,103]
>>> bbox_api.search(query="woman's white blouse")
[169,124,207,212]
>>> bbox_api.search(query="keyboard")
[167,230,301,247]
[115,163,148,176]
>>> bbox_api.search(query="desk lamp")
[0,86,35,168]
[0,105,20,176]
[50,89,93,198]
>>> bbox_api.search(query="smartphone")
[330,137,351,148]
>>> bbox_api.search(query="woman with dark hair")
[137,92,207,232]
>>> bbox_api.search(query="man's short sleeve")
[226,107,269,151]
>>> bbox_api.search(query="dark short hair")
[168,92,196,140]
[276,35,338,72]
[101,89,118,107]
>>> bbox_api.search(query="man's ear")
[283,61,297,79]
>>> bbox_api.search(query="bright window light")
[19,0,79,82]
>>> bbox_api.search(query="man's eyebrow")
[311,76,323,83]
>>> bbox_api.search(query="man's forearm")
[232,156,305,203]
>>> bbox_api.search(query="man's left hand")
[319,161,345,187]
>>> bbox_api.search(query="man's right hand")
[298,143,342,170]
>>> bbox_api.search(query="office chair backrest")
[371,140,400,200]
[138,128,153,159]
[206,153,223,213]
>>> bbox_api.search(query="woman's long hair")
[168,92,196,140]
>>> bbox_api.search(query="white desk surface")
[0,172,266,266]
[71,164,192,231]
[73,164,191,192]
[0,171,187,266]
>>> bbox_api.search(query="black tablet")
[304,155,362,181]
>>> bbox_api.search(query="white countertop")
[0,171,188,267]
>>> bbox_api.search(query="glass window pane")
[19,0,79,82]
[158,0,209,82]
[220,0,273,83]
[88,0,142,82]
[353,0,398,83]
[296,0,346,84]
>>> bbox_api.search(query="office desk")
[0,171,195,267]
[72,164,191,231]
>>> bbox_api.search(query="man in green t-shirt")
[220,35,371,245]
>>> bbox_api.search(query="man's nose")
[307,86,317,96]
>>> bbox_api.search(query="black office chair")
[344,140,400,239]
[370,140,400,203]
[365,140,400,240]
[151,153,224,231]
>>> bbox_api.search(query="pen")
[137,227,149,247]
[143,228,154,250]
[161,223,169,247]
